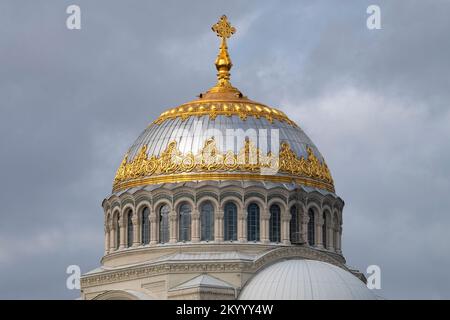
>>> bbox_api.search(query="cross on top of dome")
[212,15,236,39]
[202,15,243,98]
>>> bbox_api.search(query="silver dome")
[128,115,323,161]
[112,16,334,193]
[239,260,376,300]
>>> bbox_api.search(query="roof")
[239,259,376,300]
[169,274,234,291]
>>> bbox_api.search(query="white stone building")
[80,16,376,300]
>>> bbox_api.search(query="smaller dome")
[239,260,376,300]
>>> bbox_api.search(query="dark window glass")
[141,207,150,245]
[115,214,120,249]
[200,202,214,241]
[179,203,192,242]
[247,203,260,242]
[308,209,315,246]
[127,210,133,248]
[322,212,327,249]
[269,204,281,242]
[224,202,237,241]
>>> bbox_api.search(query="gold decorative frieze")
[113,139,334,192]
[153,102,297,126]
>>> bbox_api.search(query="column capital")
[261,213,270,220]
[169,211,177,221]
[191,210,200,220]
[216,209,224,219]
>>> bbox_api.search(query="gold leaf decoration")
[113,139,334,192]
[153,102,297,127]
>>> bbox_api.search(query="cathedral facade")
[80,16,375,300]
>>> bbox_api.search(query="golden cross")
[212,15,236,39]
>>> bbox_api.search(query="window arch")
[269,204,281,243]
[247,203,260,242]
[159,205,170,244]
[308,208,315,246]
[115,214,120,249]
[178,203,192,242]
[126,210,133,248]
[224,202,237,241]
[290,205,300,243]
[322,212,328,249]
[200,201,214,241]
[141,207,150,245]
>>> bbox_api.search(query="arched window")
[322,212,328,249]
[290,206,300,243]
[308,208,315,246]
[115,214,120,249]
[178,203,192,242]
[126,210,133,248]
[224,202,237,241]
[159,205,170,244]
[269,204,281,242]
[247,203,260,242]
[200,202,214,241]
[141,207,150,245]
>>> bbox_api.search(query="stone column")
[301,212,309,244]
[281,213,291,245]
[215,209,224,242]
[150,211,158,245]
[109,219,116,251]
[327,226,334,251]
[119,218,126,249]
[191,208,200,243]
[169,210,178,243]
[104,223,110,255]
[261,210,270,244]
[132,215,140,247]
[238,207,247,243]
[316,215,323,249]
[336,226,343,254]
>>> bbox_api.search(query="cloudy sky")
[1,0,449,299]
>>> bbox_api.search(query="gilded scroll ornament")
[113,139,334,192]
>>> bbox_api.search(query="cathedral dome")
[81,16,361,301]
[239,260,376,300]
[112,16,334,194]
[113,99,334,193]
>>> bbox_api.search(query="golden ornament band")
[153,101,297,126]
[113,173,335,193]
[113,139,334,192]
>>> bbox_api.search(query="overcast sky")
[0,0,449,299]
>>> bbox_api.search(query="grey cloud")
[0,0,449,299]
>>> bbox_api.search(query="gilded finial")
[212,15,236,39]
[210,15,237,92]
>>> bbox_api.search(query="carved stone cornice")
[81,246,345,289]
